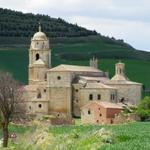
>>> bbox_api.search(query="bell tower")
[28,23,51,84]
[115,60,125,76]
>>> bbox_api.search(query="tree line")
[0,8,134,49]
[0,8,97,37]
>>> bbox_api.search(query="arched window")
[111,94,115,100]
[119,68,122,74]
[36,53,40,60]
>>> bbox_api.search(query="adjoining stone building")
[106,61,142,105]
[23,24,142,117]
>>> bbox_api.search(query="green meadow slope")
[0,36,150,87]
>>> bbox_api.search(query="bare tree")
[0,71,25,147]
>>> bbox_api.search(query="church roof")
[111,74,128,81]
[83,82,116,89]
[79,76,110,82]
[110,73,142,85]
[33,31,47,40]
[108,79,142,85]
[48,64,102,73]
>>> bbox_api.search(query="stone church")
[24,25,142,117]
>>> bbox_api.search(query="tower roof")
[116,60,124,65]
[32,23,47,40]
[111,74,127,81]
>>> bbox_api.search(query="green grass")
[101,122,150,150]
[0,124,29,139]
[0,122,150,150]
[0,46,150,88]
[48,122,150,150]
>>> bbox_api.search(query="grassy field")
[49,121,150,150]
[0,121,150,150]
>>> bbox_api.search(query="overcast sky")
[0,0,150,51]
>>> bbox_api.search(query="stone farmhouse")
[81,101,123,124]
[23,24,142,118]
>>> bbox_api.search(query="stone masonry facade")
[23,24,142,117]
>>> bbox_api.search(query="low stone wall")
[113,113,140,124]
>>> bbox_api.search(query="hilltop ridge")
[0,7,133,49]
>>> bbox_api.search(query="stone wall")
[113,113,140,124]
[48,87,72,116]
[72,85,117,117]
[47,71,73,88]
[81,103,96,124]
[24,83,48,115]
[107,83,142,105]
[50,117,75,125]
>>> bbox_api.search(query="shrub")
[136,96,150,121]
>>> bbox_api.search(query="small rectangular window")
[89,94,93,100]
[113,94,115,100]
[111,94,115,100]
[97,94,101,100]
[88,109,91,114]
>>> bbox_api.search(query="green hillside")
[0,8,97,37]
[0,47,150,89]
[0,7,134,49]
